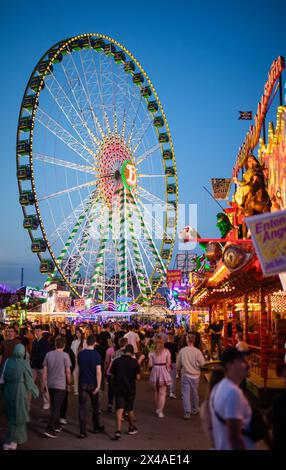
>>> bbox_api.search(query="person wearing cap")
[209,347,254,450]
[110,344,140,440]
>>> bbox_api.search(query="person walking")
[71,329,86,396]
[0,326,20,366]
[42,336,71,438]
[209,347,256,450]
[110,344,140,440]
[148,335,172,418]
[176,333,205,419]
[30,326,50,410]
[77,335,104,438]
[2,343,39,450]
[210,319,223,359]
[164,333,177,398]
[124,326,140,357]
[104,339,115,412]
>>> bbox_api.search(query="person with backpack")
[209,347,262,450]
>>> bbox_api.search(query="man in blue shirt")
[77,335,104,438]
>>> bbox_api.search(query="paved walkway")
[1,375,209,450]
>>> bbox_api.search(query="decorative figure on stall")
[216,213,233,239]
[233,154,271,237]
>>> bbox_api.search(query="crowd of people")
[0,318,285,450]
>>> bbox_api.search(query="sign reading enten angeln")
[246,209,286,276]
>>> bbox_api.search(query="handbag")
[212,397,269,442]
[0,359,8,385]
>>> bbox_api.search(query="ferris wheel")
[16,33,178,303]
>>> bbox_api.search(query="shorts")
[115,394,135,411]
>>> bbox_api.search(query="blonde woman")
[148,335,172,418]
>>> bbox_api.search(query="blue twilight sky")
[1,0,286,289]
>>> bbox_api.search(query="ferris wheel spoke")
[136,185,173,211]
[38,180,97,202]
[36,108,96,165]
[128,108,153,151]
[88,208,110,300]
[99,52,117,132]
[79,49,106,139]
[62,202,99,283]
[138,174,165,178]
[135,143,161,165]
[129,190,166,275]
[44,72,100,151]
[83,48,111,135]
[33,152,96,174]
[60,53,102,145]
[136,197,168,241]
[48,194,92,245]
[46,199,93,282]
[126,200,149,300]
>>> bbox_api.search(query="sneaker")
[113,430,121,440]
[3,442,17,450]
[169,393,177,399]
[44,431,58,438]
[92,425,105,433]
[55,426,63,433]
[128,426,138,435]
[183,413,191,420]
[59,418,68,425]
[43,404,50,410]
[191,410,200,415]
[78,433,87,439]
[157,411,164,418]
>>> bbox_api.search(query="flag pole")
[203,186,226,211]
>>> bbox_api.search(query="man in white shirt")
[124,327,140,355]
[176,333,205,419]
[209,347,255,450]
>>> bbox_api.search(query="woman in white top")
[71,329,87,395]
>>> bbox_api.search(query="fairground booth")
[189,56,286,400]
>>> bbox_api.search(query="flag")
[211,178,232,200]
[238,111,252,120]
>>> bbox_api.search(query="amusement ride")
[16,34,178,305]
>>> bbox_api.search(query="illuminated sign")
[151,293,167,307]
[56,290,70,298]
[44,283,57,292]
[233,55,285,175]
[121,160,137,189]
[166,270,182,288]
[246,209,286,276]
[74,298,85,309]
[26,287,48,300]
[117,296,132,303]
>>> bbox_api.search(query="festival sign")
[233,55,285,175]
[56,290,70,298]
[151,293,167,307]
[55,295,71,312]
[166,270,182,288]
[26,287,48,300]
[211,178,232,200]
[74,298,86,310]
[246,209,286,276]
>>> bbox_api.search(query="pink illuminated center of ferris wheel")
[98,136,132,205]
